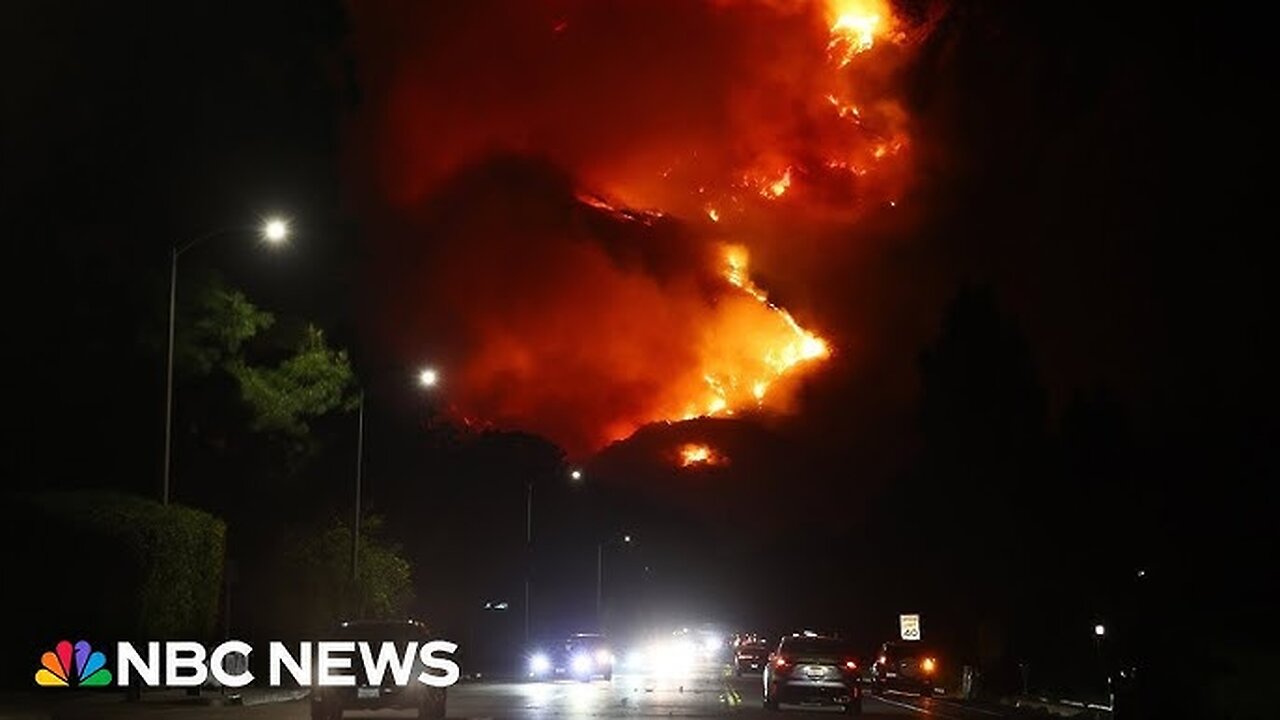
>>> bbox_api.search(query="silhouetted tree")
[909,285,1048,687]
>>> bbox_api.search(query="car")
[734,639,769,675]
[527,633,615,681]
[309,620,446,720]
[870,641,940,694]
[762,634,863,714]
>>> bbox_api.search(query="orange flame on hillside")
[678,244,830,422]
[355,0,922,455]
[679,443,726,467]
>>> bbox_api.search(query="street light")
[597,533,633,631]
[524,465,588,644]
[353,367,439,589]
[162,216,291,505]
[1094,624,1106,637]
[262,217,290,244]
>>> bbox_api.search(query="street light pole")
[596,542,603,628]
[161,218,290,506]
[352,392,364,584]
[524,467,582,643]
[162,247,178,505]
[596,534,631,632]
[524,479,532,644]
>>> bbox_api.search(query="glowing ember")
[679,443,725,467]
[763,168,792,199]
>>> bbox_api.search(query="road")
[4,663,1011,720]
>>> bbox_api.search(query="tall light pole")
[524,478,532,645]
[352,367,439,590]
[351,391,365,584]
[524,466,583,644]
[597,533,632,632]
[163,217,290,505]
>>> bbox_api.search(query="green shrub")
[12,491,225,641]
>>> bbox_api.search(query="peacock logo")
[35,640,113,687]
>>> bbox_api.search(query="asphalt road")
[3,663,1010,720]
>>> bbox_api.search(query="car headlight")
[571,653,593,674]
[530,653,551,675]
[626,649,647,669]
[595,649,613,665]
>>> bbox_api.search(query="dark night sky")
[4,0,1275,689]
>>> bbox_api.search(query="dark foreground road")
[2,663,1012,720]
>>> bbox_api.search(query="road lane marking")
[874,693,971,720]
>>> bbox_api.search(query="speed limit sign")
[900,614,921,641]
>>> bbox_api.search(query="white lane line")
[930,697,1005,716]
[874,693,970,720]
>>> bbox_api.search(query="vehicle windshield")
[883,643,933,660]
[565,635,607,650]
[332,622,426,642]
[783,638,857,656]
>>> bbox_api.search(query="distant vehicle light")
[530,653,551,675]
[595,649,613,665]
[774,655,789,668]
[845,660,858,670]
[625,649,647,669]
[921,657,936,673]
[571,653,593,674]
[878,655,887,665]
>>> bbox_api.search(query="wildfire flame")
[826,0,890,66]
[676,244,830,422]
[355,0,920,455]
[679,443,725,467]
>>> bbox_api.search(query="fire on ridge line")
[678,243,830,423]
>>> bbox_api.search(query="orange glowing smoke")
[679,443,726,467]
[352,0,922,454]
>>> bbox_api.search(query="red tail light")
[844,659,858,671]
[773,655,790,669]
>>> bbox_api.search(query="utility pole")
[524,479,533,644]
[352,393,364,585]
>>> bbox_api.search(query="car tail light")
[844,659,858,671]
[773,655,790,669]
[878,655,887,665]
[921,657,936,674]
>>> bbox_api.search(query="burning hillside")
[350,0,922,455]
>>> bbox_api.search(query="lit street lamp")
[162,217,290,505]
[524,466,586,644]
[353,367,440,587]
[597,533,633,631]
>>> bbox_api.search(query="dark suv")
[309,620,447,720]
[734,639,770,675]
[762,635,862,714]
[870,641,940,694]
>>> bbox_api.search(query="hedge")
[6,491,225,642]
